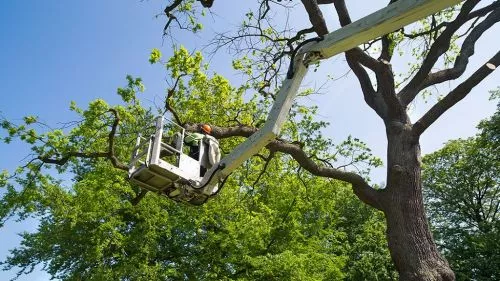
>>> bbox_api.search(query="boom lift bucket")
[128,116,217,205]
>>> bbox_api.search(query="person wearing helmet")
[184,124,212,161]
[184,124,220,177]
[200,124,212,135]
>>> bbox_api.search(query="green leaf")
[149,48,162,64]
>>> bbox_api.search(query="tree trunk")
[383,123,454,281]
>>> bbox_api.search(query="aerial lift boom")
[129,0,462,204]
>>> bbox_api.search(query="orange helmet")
[200,124,212,134]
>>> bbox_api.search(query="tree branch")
[38,109,129,171]
[286,27,316,50]
[334,0,403,120]
[379,0,399,61]
[162,0,184,35]
[185,123,383,210]
[165,74,185,126]
[208,20,313,98]
[376,63,404,120]
[331,0,395,70]
[418,7,500,91]
[413,51,499,136]
[267,139,383,210]
[379,34,394,63]
[399,0,482,106]
[345,52,388,119]
[251,151,275,188]
[316,0,335,4]
[331,0,381,75]
[131,189,148,206]
[300,0,329,36]
[107,109,128,170]
[400,1,500,40]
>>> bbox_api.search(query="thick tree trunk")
[383,124,454,281]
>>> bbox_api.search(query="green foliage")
[1,161,394,280]
[162,0,205,35]
[489,87,500,100]
[149,48,162,64]
[117,75,145,103]
[0,49,394,280]
[423,102,500,281]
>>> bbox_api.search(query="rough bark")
[381,123,454,281]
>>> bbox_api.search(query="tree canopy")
[423,92,500,281]
[1,48,393,280]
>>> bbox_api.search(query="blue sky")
[0,1,170,280]
[1,1,498,280]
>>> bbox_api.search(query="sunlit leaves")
[162,0,205,36]
[148,48,162,64]
[232,56,253,76]
[166,46,204,79]
[22,116,37,125]
[116,75,144,103]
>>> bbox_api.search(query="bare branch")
[38,109,129,171]
[331,1,381,73]
[413,51,500,136]
[377,63,405,120]
[362,37,383,52]
[107,109,128,170]
[333,0,402,120]
[399,0,482,106]
[401,23,447,39]
[208,19,314,98]
[419,7,500,90]
[185,123,383,209]
[401,1,500,40]
[331,0,386,72]
[468,0,500,19]
[345,52,387,119]
[300,0,329,36]
[164,0,184,16]
[259,0,271,19]
[165,75,185,126]
[162,0,184,35]
[286,27,316,50]
[251,151,275,188]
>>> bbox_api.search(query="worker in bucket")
[165,124,220,203]
[184,124,221,176]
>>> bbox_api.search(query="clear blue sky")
[1,1,498,280]
[0,1,172,280]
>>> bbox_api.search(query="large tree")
[1,0,499,280]
[156,0,499,280]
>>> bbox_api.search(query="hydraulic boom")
[194,0,462,197]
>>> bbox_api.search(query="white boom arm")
[196,0,462,194]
